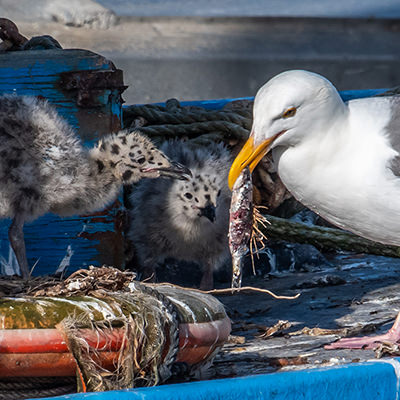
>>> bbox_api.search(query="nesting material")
[30,265,137,297]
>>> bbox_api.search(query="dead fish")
[229,167,253,288]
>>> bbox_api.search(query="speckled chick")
[0,95,190,279]
[128,140,232,290]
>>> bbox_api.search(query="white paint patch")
[203,306,213,321]
[54,245,74,276]
[181,328,189,349]
[265,248,277,273]
[35,297,122,320]
[0,243,20,276]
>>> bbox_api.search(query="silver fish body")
[228,167,253,288]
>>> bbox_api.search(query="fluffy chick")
[128,140,232,289]
[0,94,190,278]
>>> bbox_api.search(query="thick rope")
[123,98,297,212]
[123,98,252,143]
[131,120,249,141]
[0,377,75,400]
[130,101,253,118]
[0,386,74,400]
[124,105,252,129]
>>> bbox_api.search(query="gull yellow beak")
[228,133,279,190]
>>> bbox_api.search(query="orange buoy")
[0,284,231,379]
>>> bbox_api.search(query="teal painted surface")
[36,359,400,400]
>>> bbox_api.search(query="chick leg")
[138,253,159,282]
[200,261,214,290]
[325,312,400,350]
[141,265,157,282]
[8,213,29,279]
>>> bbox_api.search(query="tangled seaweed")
[53,280,180,392]
[57,290,178,392]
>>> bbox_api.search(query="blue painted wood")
[137,88,390,112]
[340,88,389,101]
[35,359,400,400]
[0,49,118,138]
[0,49,124,276]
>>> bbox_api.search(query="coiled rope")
[0,378,75,400]
[123,97,293,210]
[124,98,252,144]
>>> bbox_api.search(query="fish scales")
[229,167,253,288]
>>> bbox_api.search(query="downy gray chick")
[129,140,232,289]
[0,95,191,279]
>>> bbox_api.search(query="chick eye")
[184,192,193,199]
[137,157,146,164]
[282,107,297,118]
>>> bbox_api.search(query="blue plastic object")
[141,88,389,111]
[37,359,400,400]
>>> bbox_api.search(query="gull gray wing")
[385,96,400,177]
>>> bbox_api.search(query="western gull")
[229,69,400,349]
[128,140,231,290]
[0,95,191,280]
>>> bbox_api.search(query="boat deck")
[201,252,400,379]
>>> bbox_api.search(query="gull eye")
[184,192,193,199]
[282,107,297,118]
[137,157,146,164]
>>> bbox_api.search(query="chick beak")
[228,131,283,190]
[200,203,216,222]
[157,161,192,180]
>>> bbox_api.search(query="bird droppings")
[293,275,347,289]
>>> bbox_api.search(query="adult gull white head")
[229,69,400,349]
[229,69,400,246]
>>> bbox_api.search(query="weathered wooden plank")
[0,49,123,139]
[209,252,400,379]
